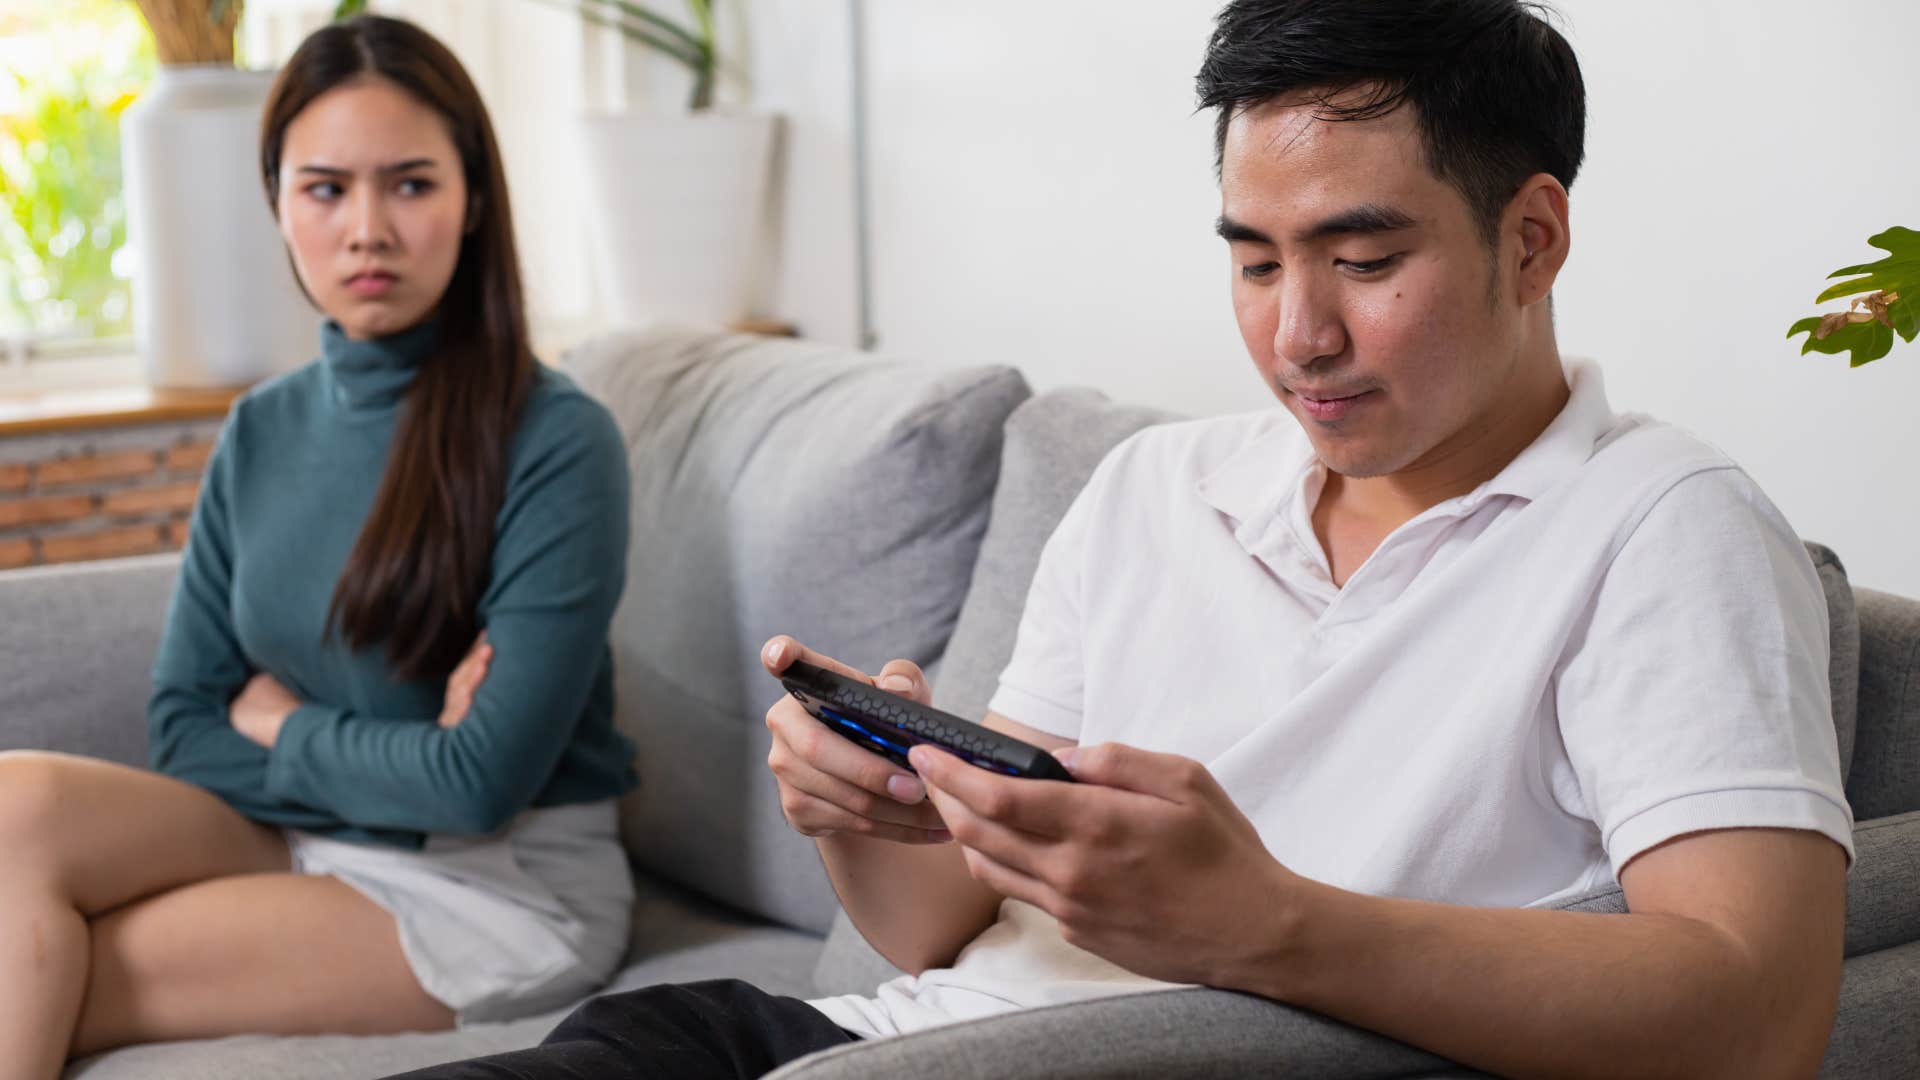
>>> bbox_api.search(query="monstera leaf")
[1788,226,1920,367]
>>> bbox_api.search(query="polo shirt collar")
[1475,358,1614,505]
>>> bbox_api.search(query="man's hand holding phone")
[762,636,952,845]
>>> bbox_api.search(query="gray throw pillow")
[562,327,1030,935]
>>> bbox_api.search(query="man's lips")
[1288,387,1376,421]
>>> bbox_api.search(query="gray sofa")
[3,327,1915,1078]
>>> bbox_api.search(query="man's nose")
[1273,275,1345,370]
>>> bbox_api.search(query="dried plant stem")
[131,0,242,65]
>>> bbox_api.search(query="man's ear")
[1508,174,1571,306]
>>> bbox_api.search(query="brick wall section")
[0,418,224,570]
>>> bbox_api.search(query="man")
[406,1,1851,1077]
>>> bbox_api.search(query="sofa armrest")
[1847,810,1920,957]
[780,854,1920,1080]
[0,553,180,766]
[767,986,1485,1080]
[783,887,1629,1080]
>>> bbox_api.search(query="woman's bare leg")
[70,871,453,1058]
[0,750,289,1079]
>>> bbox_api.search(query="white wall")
[741,0,1920,596]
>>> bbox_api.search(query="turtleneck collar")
[319,317,441,413]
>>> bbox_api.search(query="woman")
[0,16,636,1077]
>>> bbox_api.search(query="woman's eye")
[397,177,435,196]
[1240,261,1279,281]
[305,181,342,200]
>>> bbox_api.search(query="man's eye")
[1240,261,1279,281]
[1338,255,1400,275]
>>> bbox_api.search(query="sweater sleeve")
[147,416,337,828]
[263,395,632,835]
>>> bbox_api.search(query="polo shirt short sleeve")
[1553,467,1852,875]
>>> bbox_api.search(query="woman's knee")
[0,751,79,872]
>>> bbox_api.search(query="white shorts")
[286,799,634,1025]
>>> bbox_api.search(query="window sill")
[0,359,243,434]
[0,319,797,438]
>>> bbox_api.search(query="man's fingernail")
[887,774,923,802]
[763,640,783,666]
[878,674,913,693]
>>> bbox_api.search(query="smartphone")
[778,660,1074,782]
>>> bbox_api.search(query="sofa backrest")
[0,552,178,768]
[562,327,1031,935]
[1850,588,1920,819]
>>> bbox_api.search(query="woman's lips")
[345,271,398,297]
[1294,389,1375,422]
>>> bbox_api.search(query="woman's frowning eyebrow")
[294,158,442,177]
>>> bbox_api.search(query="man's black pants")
[385,979,860,1080]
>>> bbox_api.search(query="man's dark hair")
[1196,0,1586,246]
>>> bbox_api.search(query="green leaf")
[333,0,369,20]
[1814,225,1920,304]
[1788,315,1896,368]
[1787,226,1920,366]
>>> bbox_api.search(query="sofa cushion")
[1852,587,1920,819]
[562,328,1030,935]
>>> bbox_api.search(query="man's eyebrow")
[1215,204,1417,246]
[1293,203,1416,244]
[1215,215,1271,244]
[294,158,441,177]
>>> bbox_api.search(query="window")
[0,0,154,366]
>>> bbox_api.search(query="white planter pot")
[579,111,781,328]
[121,65,319,389]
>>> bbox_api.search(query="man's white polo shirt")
[811,359,1854,1038]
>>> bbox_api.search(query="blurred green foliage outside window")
[0,0,156,351]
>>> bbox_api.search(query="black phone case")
[779,660,1075,782]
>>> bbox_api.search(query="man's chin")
[1302,435,1400,480]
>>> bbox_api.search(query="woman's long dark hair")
[260,15,535,682]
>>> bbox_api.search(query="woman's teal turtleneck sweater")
[147,320,637,848]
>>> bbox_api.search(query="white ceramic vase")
[121,64,319,389]
[578,111,781,328]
